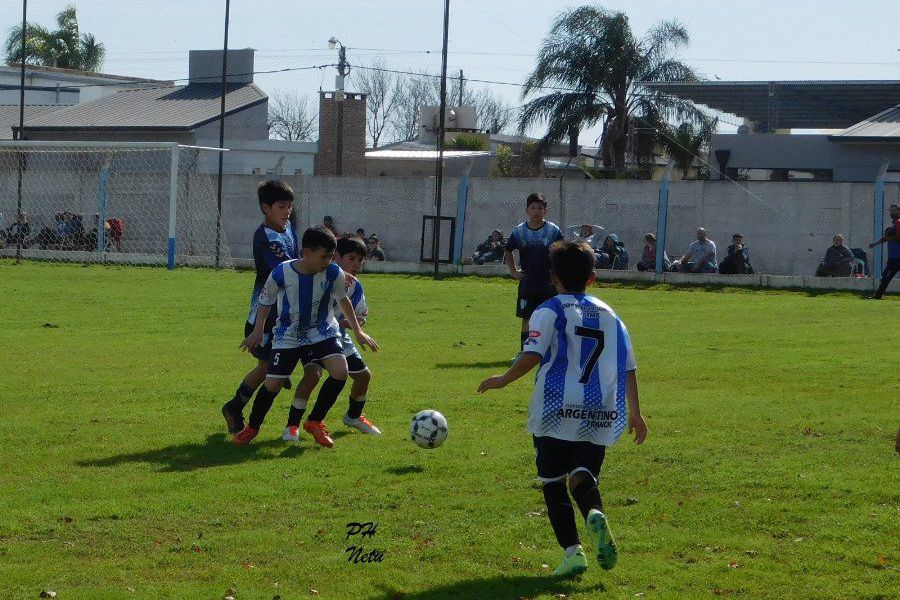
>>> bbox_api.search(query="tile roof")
[0,105,66,139]
[15,83,267,132]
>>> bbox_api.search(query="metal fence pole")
[655,162,675,274]
[872,159,889,292]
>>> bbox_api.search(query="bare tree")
[268,90,317,142]
[352,61,404,148]
[390,72,433,142]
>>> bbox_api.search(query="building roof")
[830,105,900,142]
[14,83,267,133]
[365,149,491,160]
[2,62,170,85]
[0,105,64,139]
[643,80,900,130]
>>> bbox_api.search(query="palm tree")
[518,5,708,175]
[4,5,105,72]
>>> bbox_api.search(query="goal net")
[0,141,232,268]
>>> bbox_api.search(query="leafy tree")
[5,6,105,72]
[518,5,707,174]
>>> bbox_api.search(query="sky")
[1,0,898,144]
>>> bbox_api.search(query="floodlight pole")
[215,0,231,269]
[15,0,27,263]
[432,0,450,279]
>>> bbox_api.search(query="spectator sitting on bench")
[719,233,754,275]
[815,234,853,277]
[472,229,506,265]
[366,234,385,261]
[596,233,629,270]
[636,232,670,271]
[2,211,30,248]
[672,227,718,273]
[565,223,604,249]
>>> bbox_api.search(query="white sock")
[564,544,583,558]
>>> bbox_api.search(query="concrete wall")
[1,165,896,291]
[712,133,900,182]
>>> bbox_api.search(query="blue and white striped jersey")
[338,278,368,356]
[247,224,299,325]
[523,294,636,446]
[257,261,347,349]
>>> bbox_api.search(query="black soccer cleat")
[221,402,245,435]
[283,377,292,390]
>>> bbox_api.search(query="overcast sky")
[2,0,898,142]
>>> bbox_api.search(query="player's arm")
[625,370,647,444]
[241,304,271,351]
[504,249,522,280]
[338,297,379,352]
[241,271,278,350]
[504,232,523,280]
[477,352,541,392]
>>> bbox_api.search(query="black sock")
[307,377,346,422]
[248,385,279,430]
[287,397,308,428]
[542,481,580,549]
[227,380,255,411]
[520,331,528,349]
[347,397,366,420]
[570,479,604,520]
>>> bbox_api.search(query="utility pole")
[458,69,464,106]
[329,37,351,176]
[433,0,450,279]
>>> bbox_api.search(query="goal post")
[0,141,231,269]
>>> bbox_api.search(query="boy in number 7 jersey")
[478,240,647,578]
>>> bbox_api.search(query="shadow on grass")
[76,433,307,472]
[384,465,425,475]
[435,361,512,369]
[369,575,603,600]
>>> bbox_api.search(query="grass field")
[1,261,897,600]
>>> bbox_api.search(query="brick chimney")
[315,91,367,176]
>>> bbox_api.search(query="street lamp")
[328,36,350,175]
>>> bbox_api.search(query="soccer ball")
[410,410,449,449]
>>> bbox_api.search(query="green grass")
[0,261,897,600]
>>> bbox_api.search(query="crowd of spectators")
[0,210,123,251]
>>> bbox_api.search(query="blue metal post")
[872,160,889,290]
[655,162,675,274]
[96,161,109,254]
[453,169,470,265]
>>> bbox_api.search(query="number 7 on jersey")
[574,326,604,384]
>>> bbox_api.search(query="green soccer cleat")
[552,549,588,578]
[587,509,618,570]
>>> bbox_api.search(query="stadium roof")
[643,80,900,130]
[14,83,266,133]
[830,105,900,141]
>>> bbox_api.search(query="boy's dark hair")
[258,180,294,206]
[302,226,337,252]
[550,240,595,292]
[336,234,366,257]
[526,192,547,209]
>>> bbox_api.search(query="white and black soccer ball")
[409,410,448,449]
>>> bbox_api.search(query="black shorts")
[516,284,556,319]
[346,352,367,374]
[244,320,272,362]
[533,435,606,483]
[267,338,344,379]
